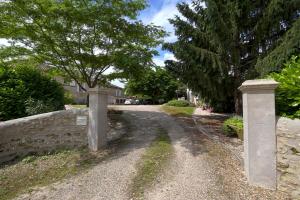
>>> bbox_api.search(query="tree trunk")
[233,69,243,114]
[234,89,242,115]
[86,94,89,108]
[232,27,242,115]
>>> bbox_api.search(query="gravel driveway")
[15,105,288,200]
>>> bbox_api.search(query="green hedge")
[222,116,243,140]
[270,56,300,119]
[166,100,192,107]
[64,91,75,105]
[0,66,65,121]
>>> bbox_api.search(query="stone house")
[107,84,126,104]
[55,76,126,105]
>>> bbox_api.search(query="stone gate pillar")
[88,87,108,151]
[239,79,278,189]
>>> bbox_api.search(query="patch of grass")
[0,148,110,200]
[161,105,195,117]
[130,128,173,200]
[166,99,192,107]
[70,104,87,109]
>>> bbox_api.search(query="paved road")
[16,105,288,200]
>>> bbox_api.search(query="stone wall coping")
[0,109,88,128]
[88,87,109,94]
[277,116,300,122]
[239,79,279,92]
[276,116,300,135]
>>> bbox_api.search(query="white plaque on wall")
[76,116,87,125]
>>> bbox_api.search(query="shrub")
[270,56,300,119]
[25,97,55,116]
[0,66,65,120]
[222,116,243,140]
[64,91,75,105]
[166,99,192,107]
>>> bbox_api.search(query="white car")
[124,99,133,105]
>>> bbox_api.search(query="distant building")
[107,84,126,105]
[54,76,126,105]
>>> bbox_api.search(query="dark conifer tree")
[164,0,300,113]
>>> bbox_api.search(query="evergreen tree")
[164,0,300,113]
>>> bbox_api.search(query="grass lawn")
[161,105,196,117]
[70,104,87,109]
[0,148,109,200]
[130,128,174,199]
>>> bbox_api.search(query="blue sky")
[138,0,191,67]
[112,0,190,87]
[112,0,191,87]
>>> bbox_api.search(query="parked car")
[124,99,133,105]
[134,99,140,105]
[141,99,153,105]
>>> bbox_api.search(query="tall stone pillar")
[88,87,108,151]
[239,79,278,189]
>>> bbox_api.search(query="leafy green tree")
[0,65,65,120]
[125,68,179,103]
[164,0,300,113]
[271,56,300,119]
[0,0,165,90]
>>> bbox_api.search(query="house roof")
[107,83,124,90]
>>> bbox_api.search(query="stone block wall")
[276,117,300,199]
[0,109,88,163]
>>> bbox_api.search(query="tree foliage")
[0,65,65,121]
[0,0,165,90]
[271,56,300,119]
[164,0,300,113]
[125,68,179,103]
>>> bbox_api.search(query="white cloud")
[164,52,177,61]
[153,53,177,67]
[141,0,192,43]
[153,57,165,67]
[0,38,10,46]
[140,1,189,67]
[111,79,124,88]
[150,1,179,27]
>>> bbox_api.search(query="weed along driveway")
[12,105,287,200]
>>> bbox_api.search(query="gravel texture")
[144,106,288,200]
[15,105,289,200]
[15,109,159,200]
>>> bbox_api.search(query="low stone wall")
[276,117,300,199]
[0,109,89,163]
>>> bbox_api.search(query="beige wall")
[0,109,88,163]
[277,117,300,199]
[0,109,125,164]
[107,87,125,104]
